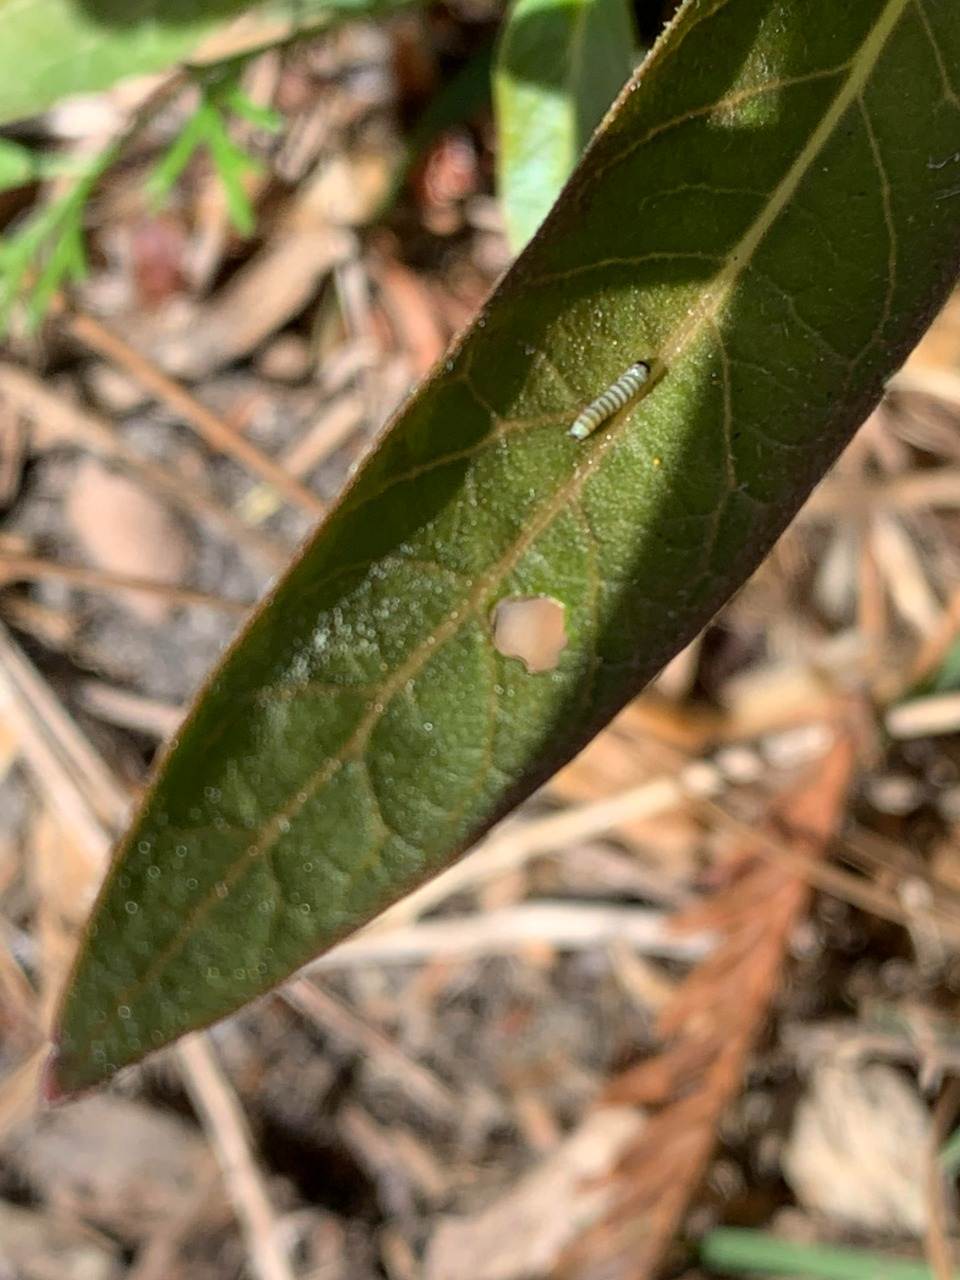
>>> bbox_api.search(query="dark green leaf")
[53,0,960,1094]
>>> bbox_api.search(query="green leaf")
[925,635,960,695]
[147,80,266,236]
[940,1122,960,1177]
[207,122,262,233]
[0,139,44,190]
[0,0,415,127]
[0,0,249,126]
[52,0,960,1095]
[0,145,115,333]
[147,104,213,203]
[0,140,79,191]
[494,0,638,250]
[701,1228,943,1280]
[220,83,283,132]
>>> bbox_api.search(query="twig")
[0,1048,46,1143]
[0,622,119,860]
[0,621,128,826]
[282,977,459,1121]
[0,923,41,1049]
[886,691,960,740]
[312,902,713,969]
[76,681,183,740]
[177,1033,295,1280]
[66,311,326,520]
[925,1077,960,1280]
[869,511,941,637]
[0,363,289,569]
[890,365,960,409]
[238,392,364,524]
[0,554,252,614]
[802,467,960,519]
[696,792,960,948]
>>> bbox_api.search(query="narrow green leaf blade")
[701,1228,939,1280]
[53,0,960,1094]
[494,0,638,250]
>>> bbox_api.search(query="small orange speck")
[653,456,662,468]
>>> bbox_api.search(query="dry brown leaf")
[783,1057,933,1236]
[558,728,857,1280]
[126,229,356,381]
[3,1095,220,1245]
[66,459,194,623]
[372,256,448,375]
[0,1199,123,1280]
[424,1108,646,1280]
[904,290,960,373]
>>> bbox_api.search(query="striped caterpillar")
[569,360,651,440]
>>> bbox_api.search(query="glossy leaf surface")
[54,0,960,1093]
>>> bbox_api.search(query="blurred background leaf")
[493,0,639,250]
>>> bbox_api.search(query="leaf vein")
[914,0,960,108]
[856,94,897,348]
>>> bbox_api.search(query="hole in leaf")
[490,595,567,674]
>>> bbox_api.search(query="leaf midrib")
[103,0,911,1021]
[663,0,906,367]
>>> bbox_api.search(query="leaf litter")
[2,15,960,1280]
